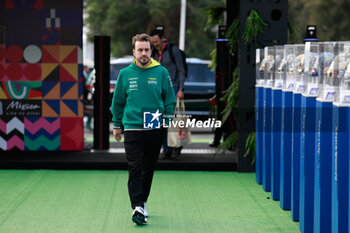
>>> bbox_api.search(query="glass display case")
[293,44,306,94]
[274,45,285,89]
[303,42,320,97]
[317,42,337,101]
[256,48,265,86]
[331,42,350,106]
[283,45,296,91]
[261,46,275,88]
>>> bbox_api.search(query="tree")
[84,0,224,59]
[288,0,350,43]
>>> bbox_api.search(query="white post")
[179,0,186,51]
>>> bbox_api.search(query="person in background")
[111,33,176,225]
[83,65,92,130]
[150,27,186,159]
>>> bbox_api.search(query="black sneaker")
[209,142,220,147]
[171,147,183,158]
[132,206,147,225]
[162,150,172,159]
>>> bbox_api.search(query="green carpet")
[0,170,299,233]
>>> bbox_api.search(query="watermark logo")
[143,109,222,130]
[143,110,161,129]
[163,117,222,129]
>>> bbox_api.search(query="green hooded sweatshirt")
[111,58,176,130]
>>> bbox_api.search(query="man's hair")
[150,28,164,38]
[132,33,151,49]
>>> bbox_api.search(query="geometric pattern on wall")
[42,45,78,81]
[60,99,78,117]
[2,1,83,151]
[24,117,60,151]
[42,99,59,117]
[60,117,83,150]
[42,81,60,99]
[5,44,42,64]
[0,116,24,150]
[60,81,77,99]
[5,1,43,9]
[0,81,42,99]
[0,63,42,81]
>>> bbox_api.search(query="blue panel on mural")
[43,0,81,9]
[43,99,60,115]
[42,81,58,97]
[62,99,78,115]
[56,9,82,27]
[5,10,42,46]
[60,82,75,98]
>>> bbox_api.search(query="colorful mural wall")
[0,0,84,151]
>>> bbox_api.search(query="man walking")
[111,33,176,225]
[150,27,186,159]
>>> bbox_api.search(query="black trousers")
[124,129,165,209]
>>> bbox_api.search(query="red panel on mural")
[24,64,41,81]
[62,48,77,63]
[42,46,59,63]
[6,63,23,80]
[60,117,83,150]
[33,0,43,9]
[5,0,15,9]
[6,45,23,63]
[60,65,76,81]
[0,65,5,80]
[0,46,5,62]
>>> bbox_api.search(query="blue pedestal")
[256,86,263,185]
[332,105,349,233]
[280,91,292,210]
[314,101,332,233]
[291,93,301,221]
[299,95,316,233]
[271,89,282,200]
[263,87,272,192]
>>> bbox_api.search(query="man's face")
[133,41,151,66]
[151,35,163,52]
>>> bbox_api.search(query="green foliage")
[243,132,256,166]
[208,48,216,71]
[85,0,222,59]
[220,68,239,124]
[211,9,266,161]
[242,9,267,45]
[203,5,226,31]
[288,0,350,43]
[311,0,350,41]
[215,132,238,155]
[226,18,239,53]
[287,21,300,44]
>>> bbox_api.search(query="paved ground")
[83,121,236,163]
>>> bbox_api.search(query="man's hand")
[113,128,122,142]
[176,89,184,99]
